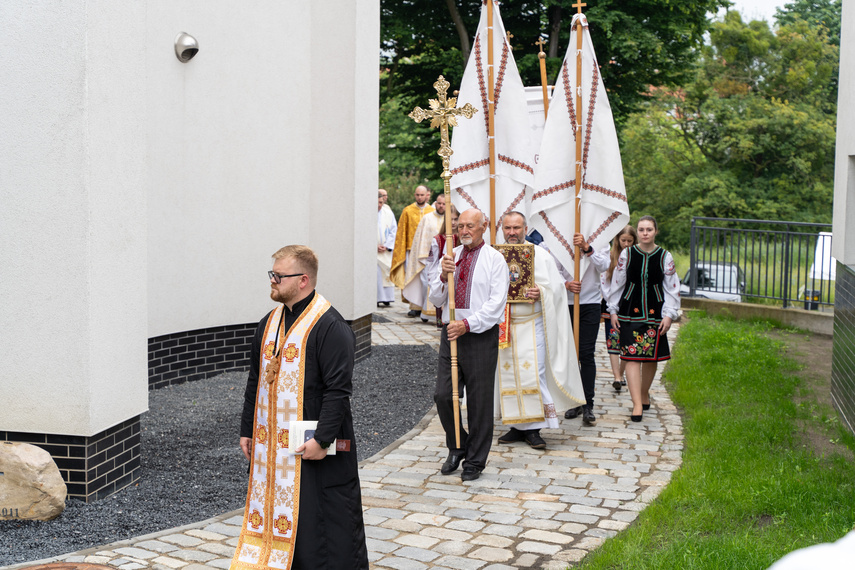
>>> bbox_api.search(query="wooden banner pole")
[572,1,586,357]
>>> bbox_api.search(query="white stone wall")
[0,1,379,436]
[833,1,854,266]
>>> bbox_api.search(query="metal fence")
[688,217,835,309]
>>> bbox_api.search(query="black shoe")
[582,405,597,426]
[621,379,627,386]
[612,380,622,391]
[406,310,419,318]
[498,428,526,444]
[642,403,651,411]
[630,414,643,422]
[440,451,465,475]
[524,430,546,449]
[564,406,582,419]
[421,318,429,323]
[382,301,391,306]
[461,467,481,481]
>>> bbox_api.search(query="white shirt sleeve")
[607,249,628,315]
[661,251,681,320]
[429,252,450,310]
[589,247,611,273]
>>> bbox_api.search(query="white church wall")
[147,0,378,337]
[2,0,379,438]
[0,2,148,436]
[833,0,853,266]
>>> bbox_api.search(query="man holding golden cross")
[411,77,509,482]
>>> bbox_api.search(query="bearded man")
[495,212,586,450]
[232,245,368,570]
[404,193,446,322]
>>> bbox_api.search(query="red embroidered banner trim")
[532,180,575,200]
[450,158,490,176]
[498,154,534,175]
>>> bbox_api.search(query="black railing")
[688,217,835,309]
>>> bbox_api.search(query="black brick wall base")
[0,314,371,502]
[1,416,141,503]
[832,262,855,436]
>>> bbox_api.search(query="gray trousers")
[434,324,499,472]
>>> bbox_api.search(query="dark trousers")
[569,303,600,407]
[435,324,499,472]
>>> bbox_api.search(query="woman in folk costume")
[601,225,638,393]
[607,216,680,422]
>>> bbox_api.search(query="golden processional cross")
[408,75,476,448]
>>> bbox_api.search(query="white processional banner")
[529,13,630,278]
[449,0,534,242]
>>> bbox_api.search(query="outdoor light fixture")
[174,32,199,63]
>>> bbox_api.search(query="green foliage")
[776,0,841,46]
[580,316,855,569]
[379,0,728,207]
[621,11,838,250]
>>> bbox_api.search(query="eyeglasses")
[268,271,304,284]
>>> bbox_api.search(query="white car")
[680,262,746,302]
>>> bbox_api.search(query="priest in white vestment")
[377,190,397,306]
[495,212,585,450]
[403,194,446,321]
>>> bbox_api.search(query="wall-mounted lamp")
[174,32,199,63]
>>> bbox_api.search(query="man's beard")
[505,235,522,244]
[461,236,473,245]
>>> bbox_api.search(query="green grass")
[578,315,855,570]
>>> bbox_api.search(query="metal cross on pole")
[409,75,477,448]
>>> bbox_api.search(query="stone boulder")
[0,441,67,520]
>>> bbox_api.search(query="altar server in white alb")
[430,208,508,482]
[377,189,397,306]
[406,194,447,321]
[495,212,586,450]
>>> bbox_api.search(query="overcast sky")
[727,0,787,24]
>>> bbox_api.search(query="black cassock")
[241,291,368,570]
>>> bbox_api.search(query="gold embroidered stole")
[497,302,546,424]
[230,294,331,570]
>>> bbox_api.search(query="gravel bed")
[0,344,437,567]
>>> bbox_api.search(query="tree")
[621,11,839,249]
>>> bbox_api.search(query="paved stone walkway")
[10,301,683,570]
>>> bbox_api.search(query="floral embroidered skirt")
[619,321,671,362]
[604,319,621,355]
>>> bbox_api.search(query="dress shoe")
[440,452,465,475]
[612,380,622,391]
[630,414,643,422]
[461,467,481,481]
[420,318,429,323]
[382,301,391,306]
[524,430,547,449]
[582,405,597,426]
[498,428,526,444]
[564,406,582,419]
[406,310,419,318]
[642,403,651,411]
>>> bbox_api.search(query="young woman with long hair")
[607,216,680,422]
[600,225,638,392]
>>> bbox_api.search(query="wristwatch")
[583,245,593,254]
[315,438,332,450]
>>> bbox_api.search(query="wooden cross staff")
[409,76,476,448]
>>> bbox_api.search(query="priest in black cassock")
[230,245,368,570]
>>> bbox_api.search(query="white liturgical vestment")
[496,244,585,427]
[429,241,509,333]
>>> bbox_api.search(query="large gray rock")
[0,441,67,520]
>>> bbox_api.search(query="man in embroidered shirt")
[234,245,368,570]
[495,212,585,450]
[429,208,509,482]
[390,185,435,317]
